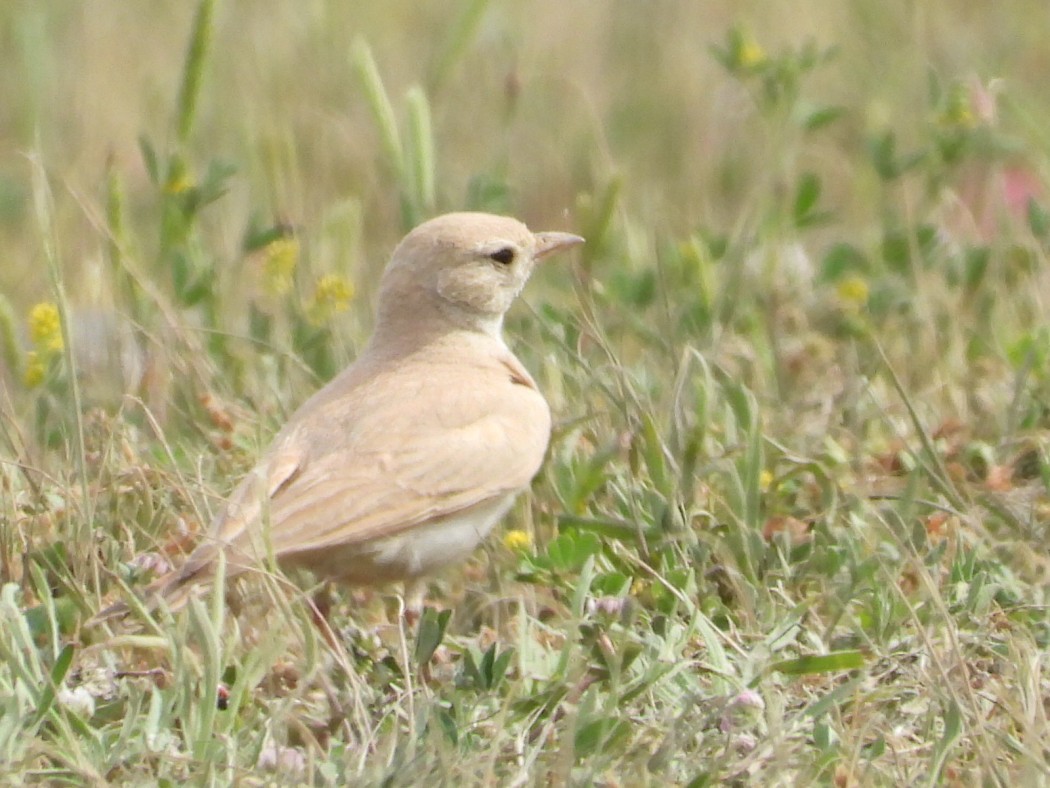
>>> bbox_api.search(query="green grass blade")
[32,643,74,726]
[429,0,491,90]
[770,650,866,676]
[405,86,436,218]
[176,0,216,144]
[351,38,404,183]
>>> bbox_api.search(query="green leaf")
[608,268,656,307]
[492,648,514,689]
[803,676,865,719]
[405,86,435,216]
[351,38,405,184]
[293,321,336,379]
[33,643,75,725]
[476,643,513,690]
[793,172,822,223]
[868,131,925,180]
[881,225,937,273]
[545,531,601,572]
[139,135,160,184]
[800,104,845,131]
[436,706,459,745]
[881,232,910,272]
[430,0,492,90]
[820,242,868,282]
[182,277,212,308]
[575,716,631,758]
[23,597,80,642]
[560,444,618,513]
[466,172,511,214]
[962,245,989,292]
[461,647,481,687]
[590,571,631,596]
[248,302,273,344]
[640,413,668,495]
[171,250,213,307]
[1027,197,1050,239]
[242,217,294,253]
[771,650,866,675]
[579,174,623,263]
[929,700,963,784]
[556,514,646,543]
[176,0,216,144]
[414,607,452,666]
[868,131,897,180]
[189,159,236,212]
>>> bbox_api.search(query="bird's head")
[377,212,584,336]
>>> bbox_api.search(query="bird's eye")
[488,247,516,265]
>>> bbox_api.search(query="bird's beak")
[533,231,585,260]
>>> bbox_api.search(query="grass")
[2,0,1050,784]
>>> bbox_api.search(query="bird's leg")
[402,578,426,628]
[310,581,334,623]
[304,582,348,660]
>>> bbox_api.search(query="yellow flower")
[759,469,775,492]
[164,172,194,194]
[502,529,533,552]
[1035,500,1050,522]
[938,86,977,130]
[263,237,299,296]
[28,302,63,353]
[630,579,648,597]
[737,38,767,69]
[307,274,355,324]
[23,350,45,387]
[163,158,194,195]
[836,276,869,309]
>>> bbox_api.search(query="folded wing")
[203,352,551,572]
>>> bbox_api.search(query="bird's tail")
[86,564,209,628]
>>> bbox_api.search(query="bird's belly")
[303,493,518,585]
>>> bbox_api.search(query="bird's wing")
[211,354,551,565]
[173,442,307,580]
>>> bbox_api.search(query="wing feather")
[208,350,550,569]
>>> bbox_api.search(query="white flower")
[257,744,306,774]
[57,686,95,718]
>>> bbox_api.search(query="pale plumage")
[94,212,582,621]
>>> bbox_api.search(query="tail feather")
[86,567,206,628]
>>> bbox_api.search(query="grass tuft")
[2,2,1050,784]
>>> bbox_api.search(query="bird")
[93,212,583,624]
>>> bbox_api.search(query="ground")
[1,1,1050,784]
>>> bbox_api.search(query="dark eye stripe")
[489,247,515,265]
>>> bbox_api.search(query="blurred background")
[2,0,1049,454]
[2,0,1047,300]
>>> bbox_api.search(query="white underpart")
[366,493,518,577]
